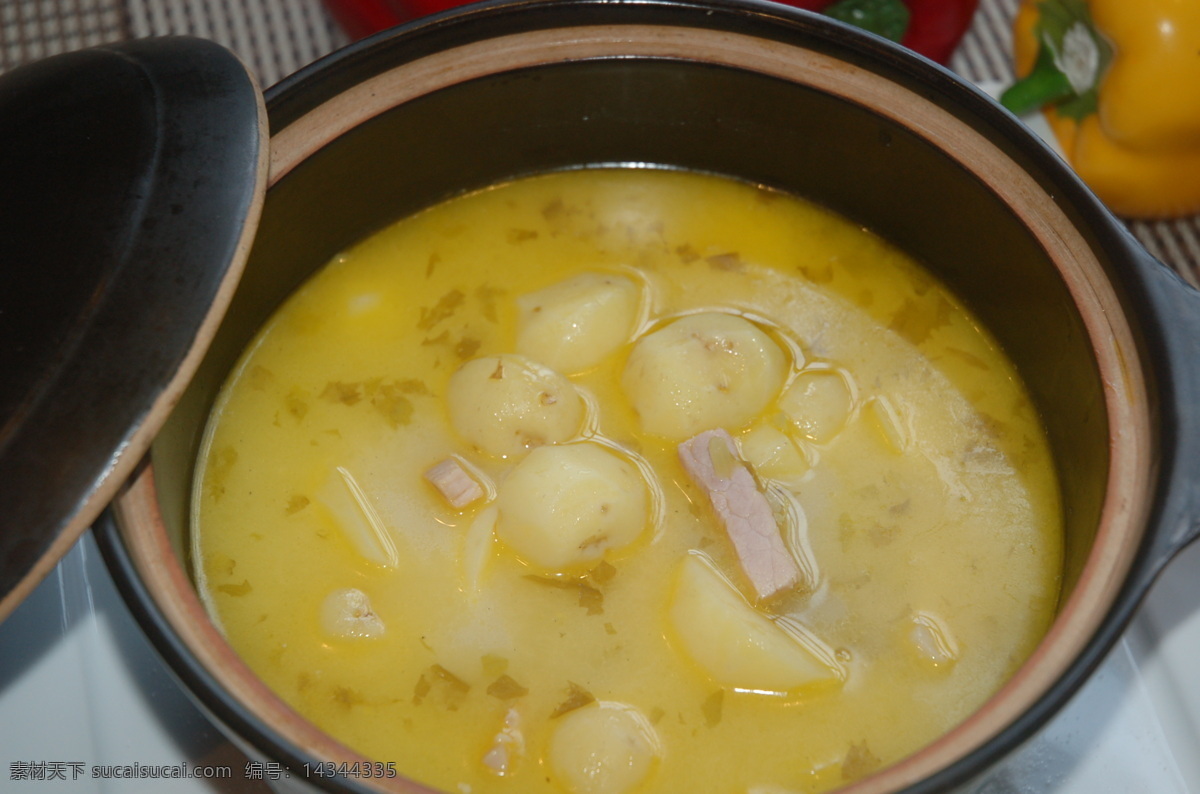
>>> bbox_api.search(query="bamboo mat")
[3,0,1199,285]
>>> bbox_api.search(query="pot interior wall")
[153,57,1107,641]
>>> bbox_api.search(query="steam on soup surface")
[193,168,1062,793]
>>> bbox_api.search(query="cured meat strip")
[425,457,485,508]
[678,429,800,601]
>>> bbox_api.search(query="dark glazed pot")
[95,0,1200,791]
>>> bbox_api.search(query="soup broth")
[193,168,1062,793]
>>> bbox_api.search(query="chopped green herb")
[841,740,881,781]
[412,674,431,706]
[481,654,509,678]
[320,381,362,405]
[216,580,252,597]
[486,674,529,701]
[371,383,414,428]
[285,388,309,422]
[578,583,604,616]
[705,252,742,271]
[550,682,595,718]
[455,337,482,360]
[701,689,724,728]
[589,560,617,586]
[507,229,538,243]
[418,289,465,330]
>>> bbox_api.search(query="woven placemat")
[4,0,1198,285]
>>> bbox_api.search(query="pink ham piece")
[425,457,485,508]
[678,429,800,601]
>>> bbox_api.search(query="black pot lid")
[0,37,267,622]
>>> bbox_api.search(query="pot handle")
[1129,240,1200,592]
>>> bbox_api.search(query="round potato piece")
[549,702,661,794]
[516,272,641,375]
[495,442,648,574]
[778,369,853,444]
[621,312,787,440]
[447,354,584,458]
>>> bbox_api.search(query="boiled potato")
[865,395,907,454]
[320,588,384,639]
[910,612,959,670]
[495,442,648,574]
[516,272,641,374]
[778,369,853,444]
[621,312,787,440]
[549,702,661,794]
[482,707,524,777]
[447,354,584,458]
[666,553,841,695]
[318,466,399,568]
[739,423,809,482]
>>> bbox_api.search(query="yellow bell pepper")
[1003,0,1200,218]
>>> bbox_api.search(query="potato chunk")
[549,702,661,794]
[495,442,648,574]
[778,369,853,444]
[319,467,399,568]
[447,354,584,458]
[666,553,841,695]
[516,272,641,374]
[740,423,808,483]
[320,588,384,639]
[621,312,787,440]
[865,395,906,454]
[910,612,959,670]
[482,707,525,777]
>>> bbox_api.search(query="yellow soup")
[193,168,1062,794]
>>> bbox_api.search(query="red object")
[321,0,405,40]
[322,0,977,64]
[767,0,979,63]
[900,0,979,64]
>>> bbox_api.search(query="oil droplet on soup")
[192,169,1062,794]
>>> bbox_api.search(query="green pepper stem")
[1000,40,1076,116]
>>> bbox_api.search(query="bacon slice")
[424,457,485,508]
[678,429,800,601]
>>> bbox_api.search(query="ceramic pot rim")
[112,12,1154,794]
